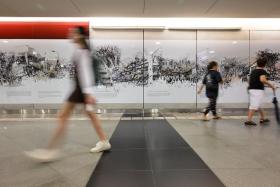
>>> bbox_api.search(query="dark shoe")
[213,116,221,120]
[244,121,257,126]
[260,119,270,124]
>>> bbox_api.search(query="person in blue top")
[198,61,223,121]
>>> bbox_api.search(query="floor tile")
[87,171,154,187]
[35,176,78,187]
[212,168,280,187]
[177,135,228,149]
[155,170,225,187]
[110,136,147,150]
[49,153,101,175]
[191,145,266,169]
[112,121,144,138]
[0,163,58,187]
[94,149,151,172]
[147,134,190,149]
[0,135,23,157]
[150,149,208,170]
[63,165,96,187]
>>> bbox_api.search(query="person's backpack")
[92,54,112,86]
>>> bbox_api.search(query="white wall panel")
[197,31,250,108]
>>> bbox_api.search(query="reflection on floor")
[0,113,280,187]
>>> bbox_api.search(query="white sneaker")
[90,141,111,153]
[24,149,61,163]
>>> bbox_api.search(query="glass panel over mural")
[0,40,74,104]
[91,30,144,108]
[1,29,279,109]
[144,30,196,109]
[197,31,250,108]
[250,31,280,106]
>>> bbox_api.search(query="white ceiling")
[0,0,280,17]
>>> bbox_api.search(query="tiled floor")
[1,114,280,187]
[0,120,119,187]
[169,118,280,187]
[87,120,224,187]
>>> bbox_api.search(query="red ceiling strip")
[0,22,89,39]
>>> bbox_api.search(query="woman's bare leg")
[47,102,75,149]
[86,111,107,141]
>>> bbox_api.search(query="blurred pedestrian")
[25,26,111,162]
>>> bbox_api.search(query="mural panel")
[0,39,74,104]
[250,31,280,105]
[91,30,144,106]
[1,29,278,109]
[143,30,196,108]
[197,31,250,107]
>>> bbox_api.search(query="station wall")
[1,22,279,109]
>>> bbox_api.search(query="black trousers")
[204,96,217,116]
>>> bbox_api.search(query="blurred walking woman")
[25,26,111,162]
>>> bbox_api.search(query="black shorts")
[67,87,85,103]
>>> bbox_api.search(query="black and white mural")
[143,31,197,106]
[91,30,145,104]
[91,30,198,106]
[0,40,74,104]
[197,31,250,106]
[1,30,279,107]
[251,31,280,104]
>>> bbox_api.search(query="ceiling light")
[2,40,8,43]
[168,27,241,30]
[92,26,165,30]
[90,18,242,30]
[209,50,215,54]
[232,41,238,44]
